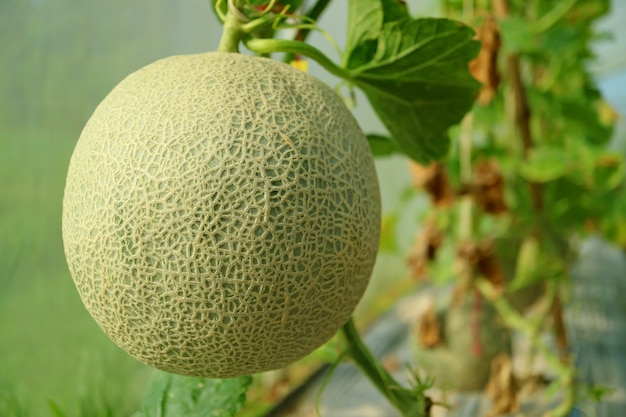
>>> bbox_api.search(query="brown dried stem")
[492,0,543,213]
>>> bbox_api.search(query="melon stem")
[341,318,430,417]
[217,0,246,53]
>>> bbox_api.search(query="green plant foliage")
[343,0,480,163]
[216,0,480,164]
[134,373,252,417]
[520,147,571,182]
[402,0,621,413]
[366,133,400,157]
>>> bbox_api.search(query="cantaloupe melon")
[62,52,381,378]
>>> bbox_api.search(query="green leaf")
[382,0,410,22]
[563,138,623,190]
[344,0,410,69]
[353,18,478,80]
[367,134,400,157]
[347,17,480,163]
[560,99,613,145]
[509,236,541,291]
[344,0,383,68]
[520,147,571,182]
[139,372,252,417]
[596,154,624,190]
[498,16,537,54]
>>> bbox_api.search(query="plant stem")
[476,279,576,417]
[459,113,474,241]
[341,318,429,417]
[551,290,569,360]
[283,0,333,63]
[217,0,246,52]
[533,0,577,33]
[245,38,353,81]
[493,0,543,214]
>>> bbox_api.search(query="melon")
[62,52,381,378]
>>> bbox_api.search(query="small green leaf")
[592,153,624,191]
[583,384,615,402]
[367,134,399,157]
[509,236,541,292]
[140,372,252,417]
[520,147,570,182]
[499,16,537,53]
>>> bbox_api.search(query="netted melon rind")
[62,52,381,378]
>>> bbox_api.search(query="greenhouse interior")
[1,0,626,416]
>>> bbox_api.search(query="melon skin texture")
[62,52,381,378]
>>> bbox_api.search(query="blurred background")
[1,1,625,416]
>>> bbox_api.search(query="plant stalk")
[459,113,474,241]
[245,38,353,81]
[217,0,246,52]
[492,0,543,214]
[476,279,575,417]
[341,318,429,417]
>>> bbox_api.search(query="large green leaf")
[346,17,480,163]
[353,18,478,79]
[137,372,252,417]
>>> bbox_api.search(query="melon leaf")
[343,0,409,69]
[345,13,481,163]
[137,372,252,417]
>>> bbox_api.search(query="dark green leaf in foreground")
[345,17,480,163]
[137,372,252,417]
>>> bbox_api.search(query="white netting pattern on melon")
[62,52,380,377]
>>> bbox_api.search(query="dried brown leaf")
[408,161,455,207]
[454,239,505,289]
[473,159,508,215]
[485,354,518,416]
[476,240,505,288]
[469,16,501,105]
[406,219,443,280]
[417,303,442,348]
